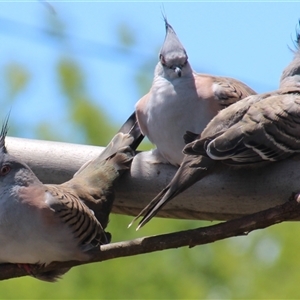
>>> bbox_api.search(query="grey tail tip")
[127,216,143,231]
[127,216,139,229]
[136,224,142,231]
[136,217,150,231]
[127,220,134,229]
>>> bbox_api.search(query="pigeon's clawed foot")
[17,263,65,282]
[17,263,40,276]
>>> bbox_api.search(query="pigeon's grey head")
[0,115,40,189]
[159,17,189,78]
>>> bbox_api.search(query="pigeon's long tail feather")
[114,111,144,151]
[129,156,216,229]
[93,111,144,162]
[64,112,144,231]
[75,111,144,176]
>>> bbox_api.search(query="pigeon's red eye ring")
[0,165,11,176]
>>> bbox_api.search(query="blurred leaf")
[4,63,30,100]
[57,58,83,98]
[116,22,136,49]
[57,58,114,145]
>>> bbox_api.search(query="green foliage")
[57,58,114,145]
[2,218,300,299]
[0,62,30,137]
[116,22,136,49]
[4,63,30,101]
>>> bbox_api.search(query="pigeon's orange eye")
[0,165,11,176]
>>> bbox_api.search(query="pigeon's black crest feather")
[0,114,10,154]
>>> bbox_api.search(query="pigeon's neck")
[280,54,300,85]
[14,168,41,187]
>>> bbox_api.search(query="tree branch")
[1,192,299,281]
[6,137,300,221]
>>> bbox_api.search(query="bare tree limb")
[6,137,300,221]
[1,193,299,281]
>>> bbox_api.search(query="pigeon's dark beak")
[174,66,182,77]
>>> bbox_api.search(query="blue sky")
[1,2,300,142]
